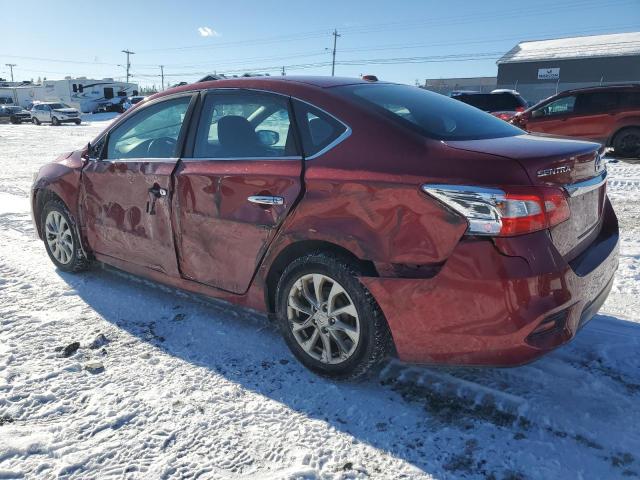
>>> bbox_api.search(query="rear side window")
[338,84,522,141]
[575,92,619,114]
[619,91,640,107]
[193,91,298,159]
[293,100,347,157]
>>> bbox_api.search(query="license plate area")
[550,186,604,258]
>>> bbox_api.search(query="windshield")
[337,83,523,141]
[48,103,70,110]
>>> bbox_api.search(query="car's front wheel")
[276,252,391,380]
[41,199,90,272]
[32,117,40,125]
[51,116,60,126]
[74,119,81,125]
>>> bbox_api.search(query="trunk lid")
[445,133,607,260]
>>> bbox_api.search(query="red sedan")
[31,76,618,379]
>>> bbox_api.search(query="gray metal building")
[496,32,640,104]
[423,76,496,95]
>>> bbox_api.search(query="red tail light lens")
[422,184,570,237]
[515,106,526,112]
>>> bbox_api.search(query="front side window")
[293,100,347,157]
[337,84,522,141]
[106,96,191,160]
[194,91,297,159]
[534,96,576,118]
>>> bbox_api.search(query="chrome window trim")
[96,87,353,163]
[563,170,607,197]
[181,156,303,162]
[100,157,181,163]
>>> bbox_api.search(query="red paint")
[32,76,619,366]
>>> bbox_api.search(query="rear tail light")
[421,184,570,237]
[515,106,525,113]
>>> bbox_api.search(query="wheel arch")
[264,239,378,314]
[608,123,640,146]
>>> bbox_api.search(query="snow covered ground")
[0,116,639,479]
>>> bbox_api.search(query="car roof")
[153,76,388,100]
[561,83,640,95]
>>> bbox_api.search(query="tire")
[32,117,40,125]
[275,252,391,380]
[9,117,18,124]
[74,119,81,125]
[40,199,90,272]
[51,116,60,126]
[612,127,640,158]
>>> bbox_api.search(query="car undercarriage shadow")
[57,264,640,479]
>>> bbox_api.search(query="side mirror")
[83,142,100,161]
[257,130,279,146]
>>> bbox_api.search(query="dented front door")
[80,94,195,276]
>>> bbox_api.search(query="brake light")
[421,184,570,237]
[516,106,525,112]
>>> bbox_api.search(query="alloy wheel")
[45,210,74,265]
[287,273,361,364]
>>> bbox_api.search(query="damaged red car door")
[173,90,303,294]
[80,94,195,276]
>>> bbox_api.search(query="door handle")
[248,195,284,206]
[149,186,168,198]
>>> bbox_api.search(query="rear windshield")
[454,93,526,111]
[337,84,522,141]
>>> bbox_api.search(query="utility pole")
[331,29,340,76]
[121,50,135,83]
[5,64,16,82]
[159,65,165,90]
[281,66,286,76]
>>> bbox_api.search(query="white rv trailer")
[39,77,139,113]
[0,85,42,108]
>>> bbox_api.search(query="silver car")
[31,102,81,126]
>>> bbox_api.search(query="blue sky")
[3,0,639,87]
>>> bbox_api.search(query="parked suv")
[31,77,618,379]
[512,85,640,158]
[451,90,528,121]
[31,102,81,126]
[0,105,31,124]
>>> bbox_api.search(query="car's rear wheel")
[74,119,81,125]
[51,116,60,126]
[32,117,40,125]
[41,199,90,272]
[275,252,391,380]
[613,127,640,158]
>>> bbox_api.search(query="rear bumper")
[361,198,619,366]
